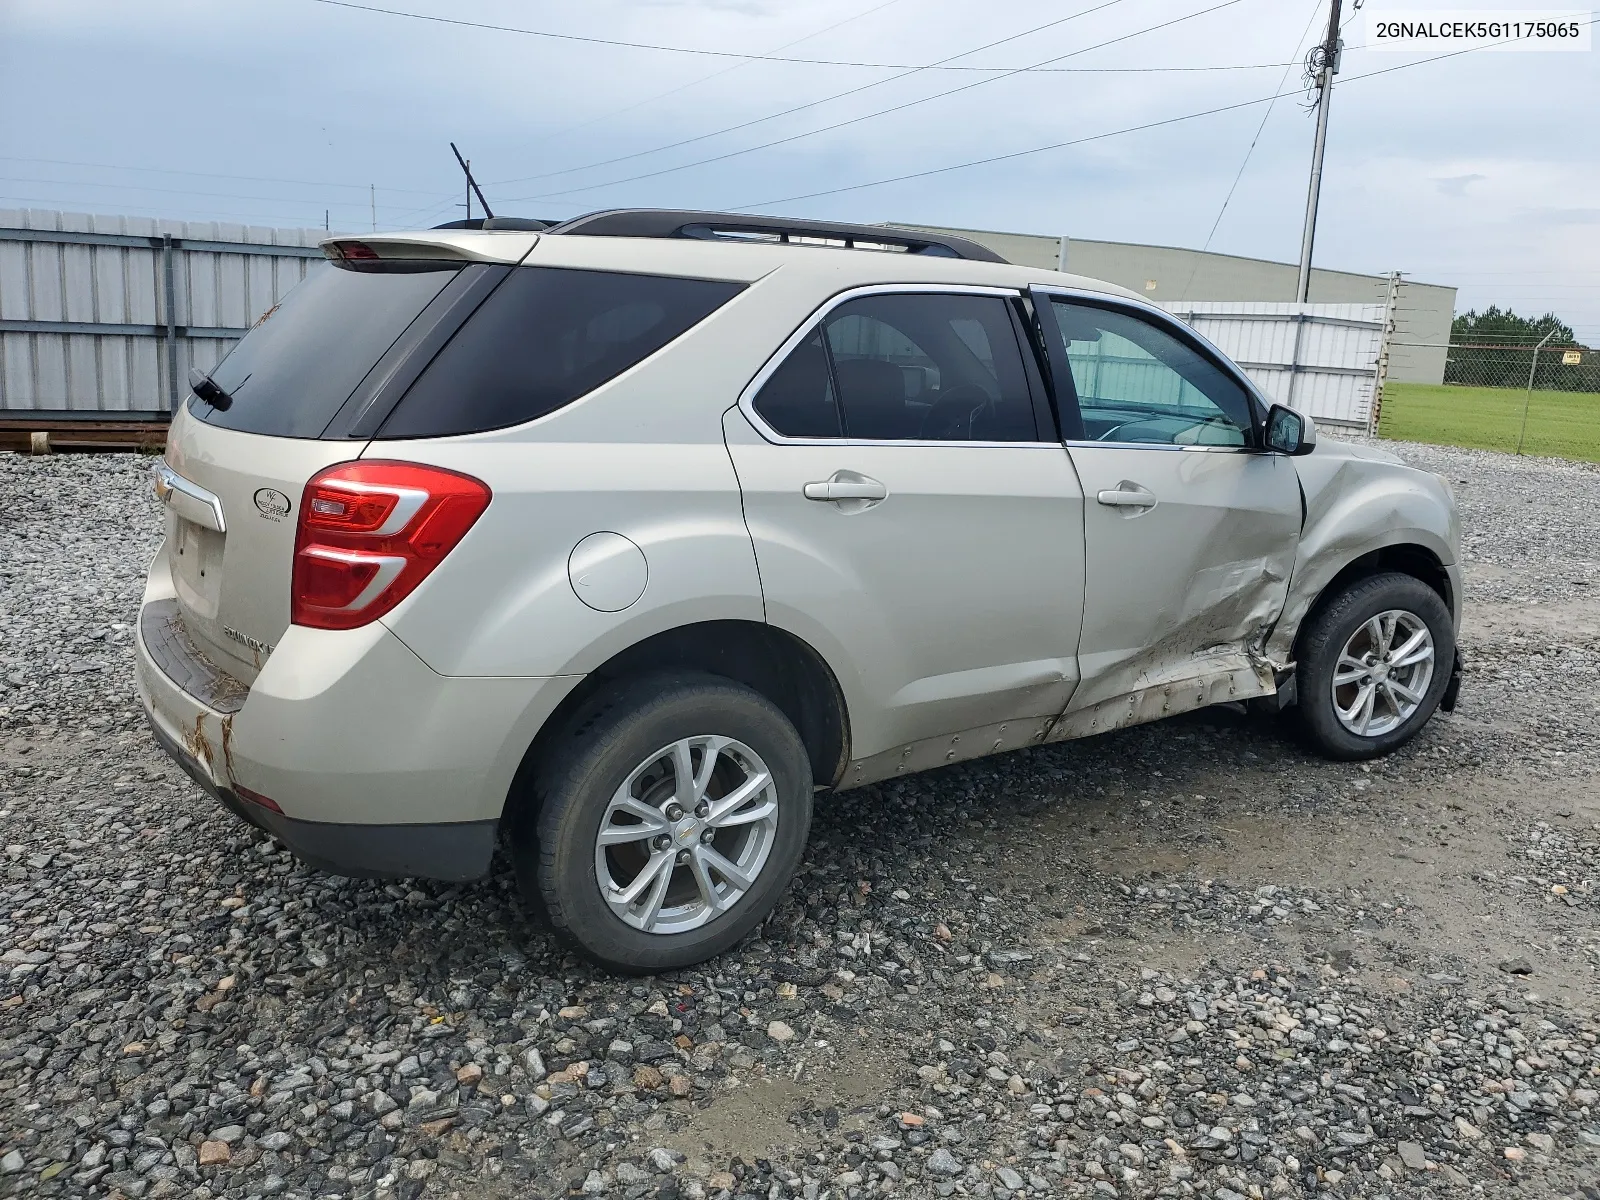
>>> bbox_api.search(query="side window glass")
[1047,301,1253,446]
[821,293,1038,442]
[752,330,842,438]
[379,267,742,438]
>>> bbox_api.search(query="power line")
[728,27,1594,212]
[502,0,1246,204]
[311,0,1287,74]
[489,0,1137,189]
[733,98,1285,211]
[520,0,908,157]
[1178,0,1326,300]
[0,6,1286,229]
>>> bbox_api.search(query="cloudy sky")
[3,0,1596,338]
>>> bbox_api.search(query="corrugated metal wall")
[2,208,1391,429]
[0,209,331,416]
[1162,301,1387,429]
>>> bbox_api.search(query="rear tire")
[515,671,812,974]
[1295,572,1455,761]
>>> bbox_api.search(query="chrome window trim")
[736,282,1061,449]
[1062,440,1254,454]
[1027,284,1274,449]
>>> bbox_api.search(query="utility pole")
[1295,0,1343,303]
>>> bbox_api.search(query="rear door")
[160,258,475,682]
[1030,291,1302,713]
[725,286,1085,762]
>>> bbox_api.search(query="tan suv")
[137,209,1463,972]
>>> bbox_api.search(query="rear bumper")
[134,553,582,882]
[146,715,497,880]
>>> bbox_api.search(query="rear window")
[191,262,460,438]
[375,267,745,438]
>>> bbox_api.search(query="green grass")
[1378,381,1600,463]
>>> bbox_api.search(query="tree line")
[1446,306,1596,392]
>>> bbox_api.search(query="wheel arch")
[1287,541,1455,663]
[504,619,850,828]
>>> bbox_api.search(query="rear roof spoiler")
[542,209,1008,263]
[320,231,541,267]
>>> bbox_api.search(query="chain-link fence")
[1377,339,1600,463]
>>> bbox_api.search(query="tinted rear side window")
[192,262,459,438]
[376,267,744,438]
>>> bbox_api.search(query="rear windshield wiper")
[188,366,233,411]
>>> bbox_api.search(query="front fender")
[1265,440,1461,662]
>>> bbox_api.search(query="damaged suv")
[137,210,1463,972]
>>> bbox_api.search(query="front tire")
[1294,572,1455,761]
[517,672,813,974]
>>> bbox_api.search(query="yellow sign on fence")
[1563,349,1583,365]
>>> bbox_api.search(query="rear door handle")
[803,472,888,503]
[1096,486,1158,509]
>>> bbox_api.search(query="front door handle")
[803,472,888,503]
[1096,485,1158,509]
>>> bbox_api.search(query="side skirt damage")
[1044,660,1276,743]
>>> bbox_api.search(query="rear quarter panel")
[365,267,836,678]
[1266,439,1461,661]
[370,438,766,677]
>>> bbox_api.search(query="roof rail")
[542,209,1008,263]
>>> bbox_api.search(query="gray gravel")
[1,440,1598,1200]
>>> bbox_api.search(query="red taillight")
[327,240,381,262]
[291,461,491,630]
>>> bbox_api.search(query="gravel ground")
[1,439,1597,1200]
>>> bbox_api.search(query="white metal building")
[902,224,1456,387]
[1160,300,1389,429]
[0,208,1453,432]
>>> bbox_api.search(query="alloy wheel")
[1331,608,1436,737]
[593,735,779,934]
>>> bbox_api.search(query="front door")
[1031,292,1302,715]
[724,288,1086,764]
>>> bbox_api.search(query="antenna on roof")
[450,142,495,221]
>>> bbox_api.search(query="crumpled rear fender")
[1265,442,1461,663]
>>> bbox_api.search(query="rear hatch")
[161,250,495,684]
[159,230,747,686]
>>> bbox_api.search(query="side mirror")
[1264,404,1316,455]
